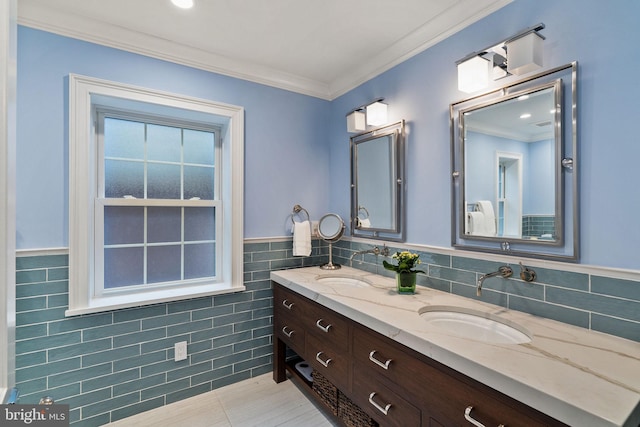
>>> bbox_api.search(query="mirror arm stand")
[321,241,340,270]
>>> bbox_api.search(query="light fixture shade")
[457,55,491,93]
[347,110,366,133]
[366,102,388,126]
[506,32,543,75]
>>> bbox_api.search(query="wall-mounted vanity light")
[456,23,545,93]
[346,99,388,133]
[346,110,366,133]
[365,101,388,126]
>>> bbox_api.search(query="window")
[68,74,244,315]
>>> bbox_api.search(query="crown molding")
[18,0,511,100]
[17,2,332,99]
[328,0,513,99]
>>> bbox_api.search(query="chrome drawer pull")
[281,326,295,338]
[368,392,392,416]
[315,352,332,368]
[315,319,332,332]
[282,299,294,310]
[368,350,392,370]
[464,406,505,427]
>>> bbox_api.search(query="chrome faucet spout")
[349,245,385,267]
[477,266,513,296]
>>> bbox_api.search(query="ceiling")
[17,0,512,100]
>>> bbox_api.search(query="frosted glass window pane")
[104,247,143,288]
[147,124,181,162]
[185,243,215,279]
[184,208,215,241]
[184,166,214,200]
[148,207,181,243]
[104,206,144,245]
[184,129,214,165]
[105,160,144,198]
[147,245,181,283]
[104,117,144,159]
[147,163,181,199]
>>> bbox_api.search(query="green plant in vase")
[383,251,425,293]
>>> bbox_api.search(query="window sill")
[65,283,246,316]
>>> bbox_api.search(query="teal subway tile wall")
[15,240,324,427]
[332,241,640,343]
[15,239,639,426]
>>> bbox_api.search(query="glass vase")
[396,272,417,294]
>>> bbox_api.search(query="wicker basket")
[312,369,338,415]
[338,390,378,427]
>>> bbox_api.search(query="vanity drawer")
[353,325,429,397]
[416,369,561,427]
[306,332,349,391]
[352,364,421,427]
[273,285,314,317]
[274,313,305,354]
[306,303,350,351]
[354,325,564,427]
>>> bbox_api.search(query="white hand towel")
[467,212,485,235]
[292,220,311,256]
[476,201,496,235]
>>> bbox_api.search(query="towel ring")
[291,204,310,224]
[357,205,370,219]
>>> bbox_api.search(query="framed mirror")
[351,121,405,242]
[450,62,578,261]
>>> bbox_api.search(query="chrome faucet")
[349,245,390,267]
[476,266,513,296]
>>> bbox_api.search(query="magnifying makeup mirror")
[317,213,345,270]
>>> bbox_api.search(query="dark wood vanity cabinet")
[273,283,567,427]
[273,284,350,391]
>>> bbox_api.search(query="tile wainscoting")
[14,237,639,426]
[14,239,324,426]
[334,240,639,342]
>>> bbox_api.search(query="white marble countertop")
[271,266,640,427]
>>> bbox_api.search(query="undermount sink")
[315,275,372,288]
[419,306,531,344]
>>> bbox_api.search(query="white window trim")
[68,74,244,316]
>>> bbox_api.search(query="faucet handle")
[498,266,513,278]
[518,262,536,282]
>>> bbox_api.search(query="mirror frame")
[318,213,345,242]
[350,120,405,242]
[450,62,578,261]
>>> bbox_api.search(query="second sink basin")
[315,275,372,288]
[419,306,531,344]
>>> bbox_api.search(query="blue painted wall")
[16,0,640,269]
[328,0,640,270]
[16,27,330,248]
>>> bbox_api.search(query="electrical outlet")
[174,341,187,361]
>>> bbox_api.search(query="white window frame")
[68,74,244,315]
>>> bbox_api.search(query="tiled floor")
[107,373,338,427]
